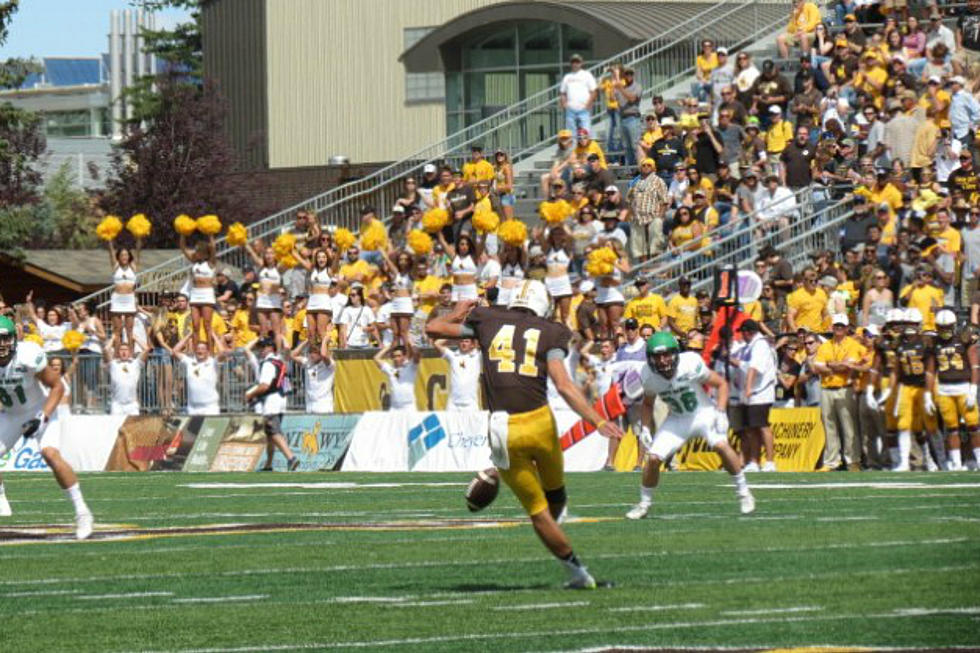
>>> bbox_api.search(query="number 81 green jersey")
[640,351,714,415]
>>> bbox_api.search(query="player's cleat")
[625,502,650,520]
[556,506,568,524]
[743,462,760,472]
[761,461,777,472]
[891,463,910,472]
[946,460,963,471]
[739,492,756,515]
[563,568,597,590]
[287,457,300,471]
[0,495,11,517]
[75,512,94,540]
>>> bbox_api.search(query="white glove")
[876,387,892,408]
[713,409,730,436]
[924,392,936,416]
[968,384,978,411]
[638,426,655,451]
[865,386,877,411]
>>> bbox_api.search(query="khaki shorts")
[953,48,980,71]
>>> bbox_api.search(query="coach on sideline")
[245,336,300,471]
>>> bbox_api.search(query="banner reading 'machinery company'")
[341,410,608,472]
[675,407,826,471]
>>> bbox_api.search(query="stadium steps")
[77,0,793,313]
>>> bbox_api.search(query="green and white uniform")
[0,341,60,455]
[641,351,725,457]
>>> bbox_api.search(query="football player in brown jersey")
[927,309,980,470]
[427,280,624,588]
[888,308,942,471]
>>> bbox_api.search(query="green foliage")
[0,162,98,259]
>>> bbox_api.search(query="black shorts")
[727,405,746,433]
[743,404,772,429]
[262,414,283,437]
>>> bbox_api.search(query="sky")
[0,0,191,60]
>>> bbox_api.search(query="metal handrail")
[76,0,793,314]
[644,194,856,297]
[629,185,819,278]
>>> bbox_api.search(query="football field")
[1,470,978,652]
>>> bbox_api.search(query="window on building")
[404,27,445,104]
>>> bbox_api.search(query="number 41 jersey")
[465,306,571,414]
[640,351,713,416]
[0,340,49,416]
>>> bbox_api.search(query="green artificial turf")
[0,471,978,652]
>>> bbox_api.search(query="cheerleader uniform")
[451,255,478,302]
[391,272,415,316]
[497,263,526,306]
[307,267,333,313]
[110,265,138,314]
[544,248,573,298]
[256,266,283,311]
[189,261,217,306]
[595,267,624,306]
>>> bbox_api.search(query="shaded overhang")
[400,1,691,73]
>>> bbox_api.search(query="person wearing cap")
[214,268,238,305]
[729,319,778,471]
[899,265,945,331]
[777,0,822,58]
[750,60,791,130]
[560,53,598,134]
[954,0,980,73]
[763,105,793,156]
[649,118,685,185]
[599,63,625,157]
[612,66,643,167]
[786,267,829,333]
[638,112,663,160]
[709,47,735,108]
[624,277,668,330]
[948,74,980,148]
[628,156,669,260]
[947,138,980,205]
[245,336,301,471]
[541,130,576,197]
[790,70,822,132]
[811,313,864,470]
[909,107,943,180]
[574,128,607,170]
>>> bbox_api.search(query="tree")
[0,0,46,207]
[102,75,263,247]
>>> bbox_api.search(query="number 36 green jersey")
[640,351,713,415]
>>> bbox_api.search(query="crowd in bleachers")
[5,0,980,470]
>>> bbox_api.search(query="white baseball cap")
[769,105,782,114]
[422,163,437,173]
[831,313,849,326]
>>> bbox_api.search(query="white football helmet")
[885,308,903,324]
[907,308,923,324]
[935,308,956,339]
[508,279,551,318]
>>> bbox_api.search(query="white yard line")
[77,592,174,600]
[180,482,464,490]
[721,605,823,616]
[4,589,80,597]
[492,601,590,611]
[393,600,475,607]
[607,603,706,612]
[171,595,268,604]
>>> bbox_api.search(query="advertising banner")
[675,407,826,471]
[342,410,609,472]
[182,416,232,472]
[335,357,450,412]
[266,414,361,471]
[209,415,268,472]
[0,415,125,473]
[105,416,191,471]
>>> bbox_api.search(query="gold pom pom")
[585,246,618,277]
[226,222,248,247]
[407,229,433,255]
[272,233,297,258]
[23,333,43,346]
[174,214,197,236]
[61,330,85,352]
[360,220,388,251]
[333,227,356,252]
[196,214,223,235]
[539,200,573,225]
[422,207,450,233]
[96,215,123,242]
[125,213,151,239]
[498,219,528,247]
[473,208,500,235]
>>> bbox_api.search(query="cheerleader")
[294,247,337,346]
[107,237,142,348]
[543,226,574,325]
[594,240,631,339]
[497,243,527,306]
[179,232,218,347]
[439,232,480,302]
[47,354,76,424]
[289,336,335,414]
[244,241,286,340]
[380,250,416,347]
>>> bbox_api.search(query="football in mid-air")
[465,468,499,512]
